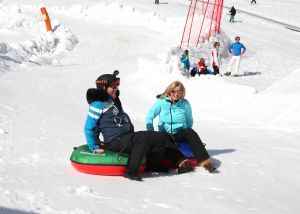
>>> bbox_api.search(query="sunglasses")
[171,89,183,95]
[108,84,119,90]
[108,79,120,89]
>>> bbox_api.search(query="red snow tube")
[71,143,197,175]
[70,145,147,176]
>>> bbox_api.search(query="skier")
[155,0,159,4]
[250,0,257,4]
[84,70,194,181]
[225,36,246,76]
[229,6,236,23]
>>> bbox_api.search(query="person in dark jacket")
[229,6,236,23]
[84,70,193,181]
[250,0,257,4]
[146,81,217,173]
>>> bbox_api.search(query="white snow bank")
[121,53,256,125]
[242,68,300,131]
[0,4,78,70]
[159,30,231,74]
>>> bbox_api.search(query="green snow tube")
[70,145,147,176]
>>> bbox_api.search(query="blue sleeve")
[228,44,233,52]
[185,100,193,128]
[241,43,246,53]
[145,99,162,131]
[180,56,188,63]
[84,102,105,151]
[180,56,185,63]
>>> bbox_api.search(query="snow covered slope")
[0,0,300,213]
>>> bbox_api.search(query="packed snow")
[0,0,300,213]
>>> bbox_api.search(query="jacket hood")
[86,88,110,104]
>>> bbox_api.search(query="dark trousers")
[106,131,184,174]
[147,143,186,171]
[213,66,220,75]
[198,69,210,75]
[173,128,210,164]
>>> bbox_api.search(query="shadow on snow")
[0,207,38,214]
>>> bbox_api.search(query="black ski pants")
[105,131,185,174]
[213,66,220,75]
[173,128,210,164]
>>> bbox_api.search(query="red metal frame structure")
[180,0,224,50]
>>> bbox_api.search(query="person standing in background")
[225,36,246,76]
[210,42,222,75]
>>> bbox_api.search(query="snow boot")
[177,159,194,174]
[124,170,142,181]
[203,162,217,173]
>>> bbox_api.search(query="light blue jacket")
[180,55,190,69]
[146,97,193,135]
[228,42,246,56]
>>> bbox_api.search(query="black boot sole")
[123,173,143,181]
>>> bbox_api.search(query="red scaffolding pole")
[180,0,193,50]
[180,0,224,49]
[196,0,210,47]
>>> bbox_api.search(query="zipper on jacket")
[170,103,173,134]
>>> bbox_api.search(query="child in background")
[197,58,213,75]
[180,50,190,77]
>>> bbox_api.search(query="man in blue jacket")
[225,36,246,76]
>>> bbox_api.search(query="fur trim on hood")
[86,88,110,104]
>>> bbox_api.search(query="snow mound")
[0,4,78,70]
[159,30,231,74]
[242,68,300,131]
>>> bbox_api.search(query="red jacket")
[198,61,206,72]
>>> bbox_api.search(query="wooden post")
[40,7,52,32]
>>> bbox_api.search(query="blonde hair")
[159,81,186,99]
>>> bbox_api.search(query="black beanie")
[95,70,120,90]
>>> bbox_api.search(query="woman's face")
[106,84,119,100]
[169,86,183,102]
